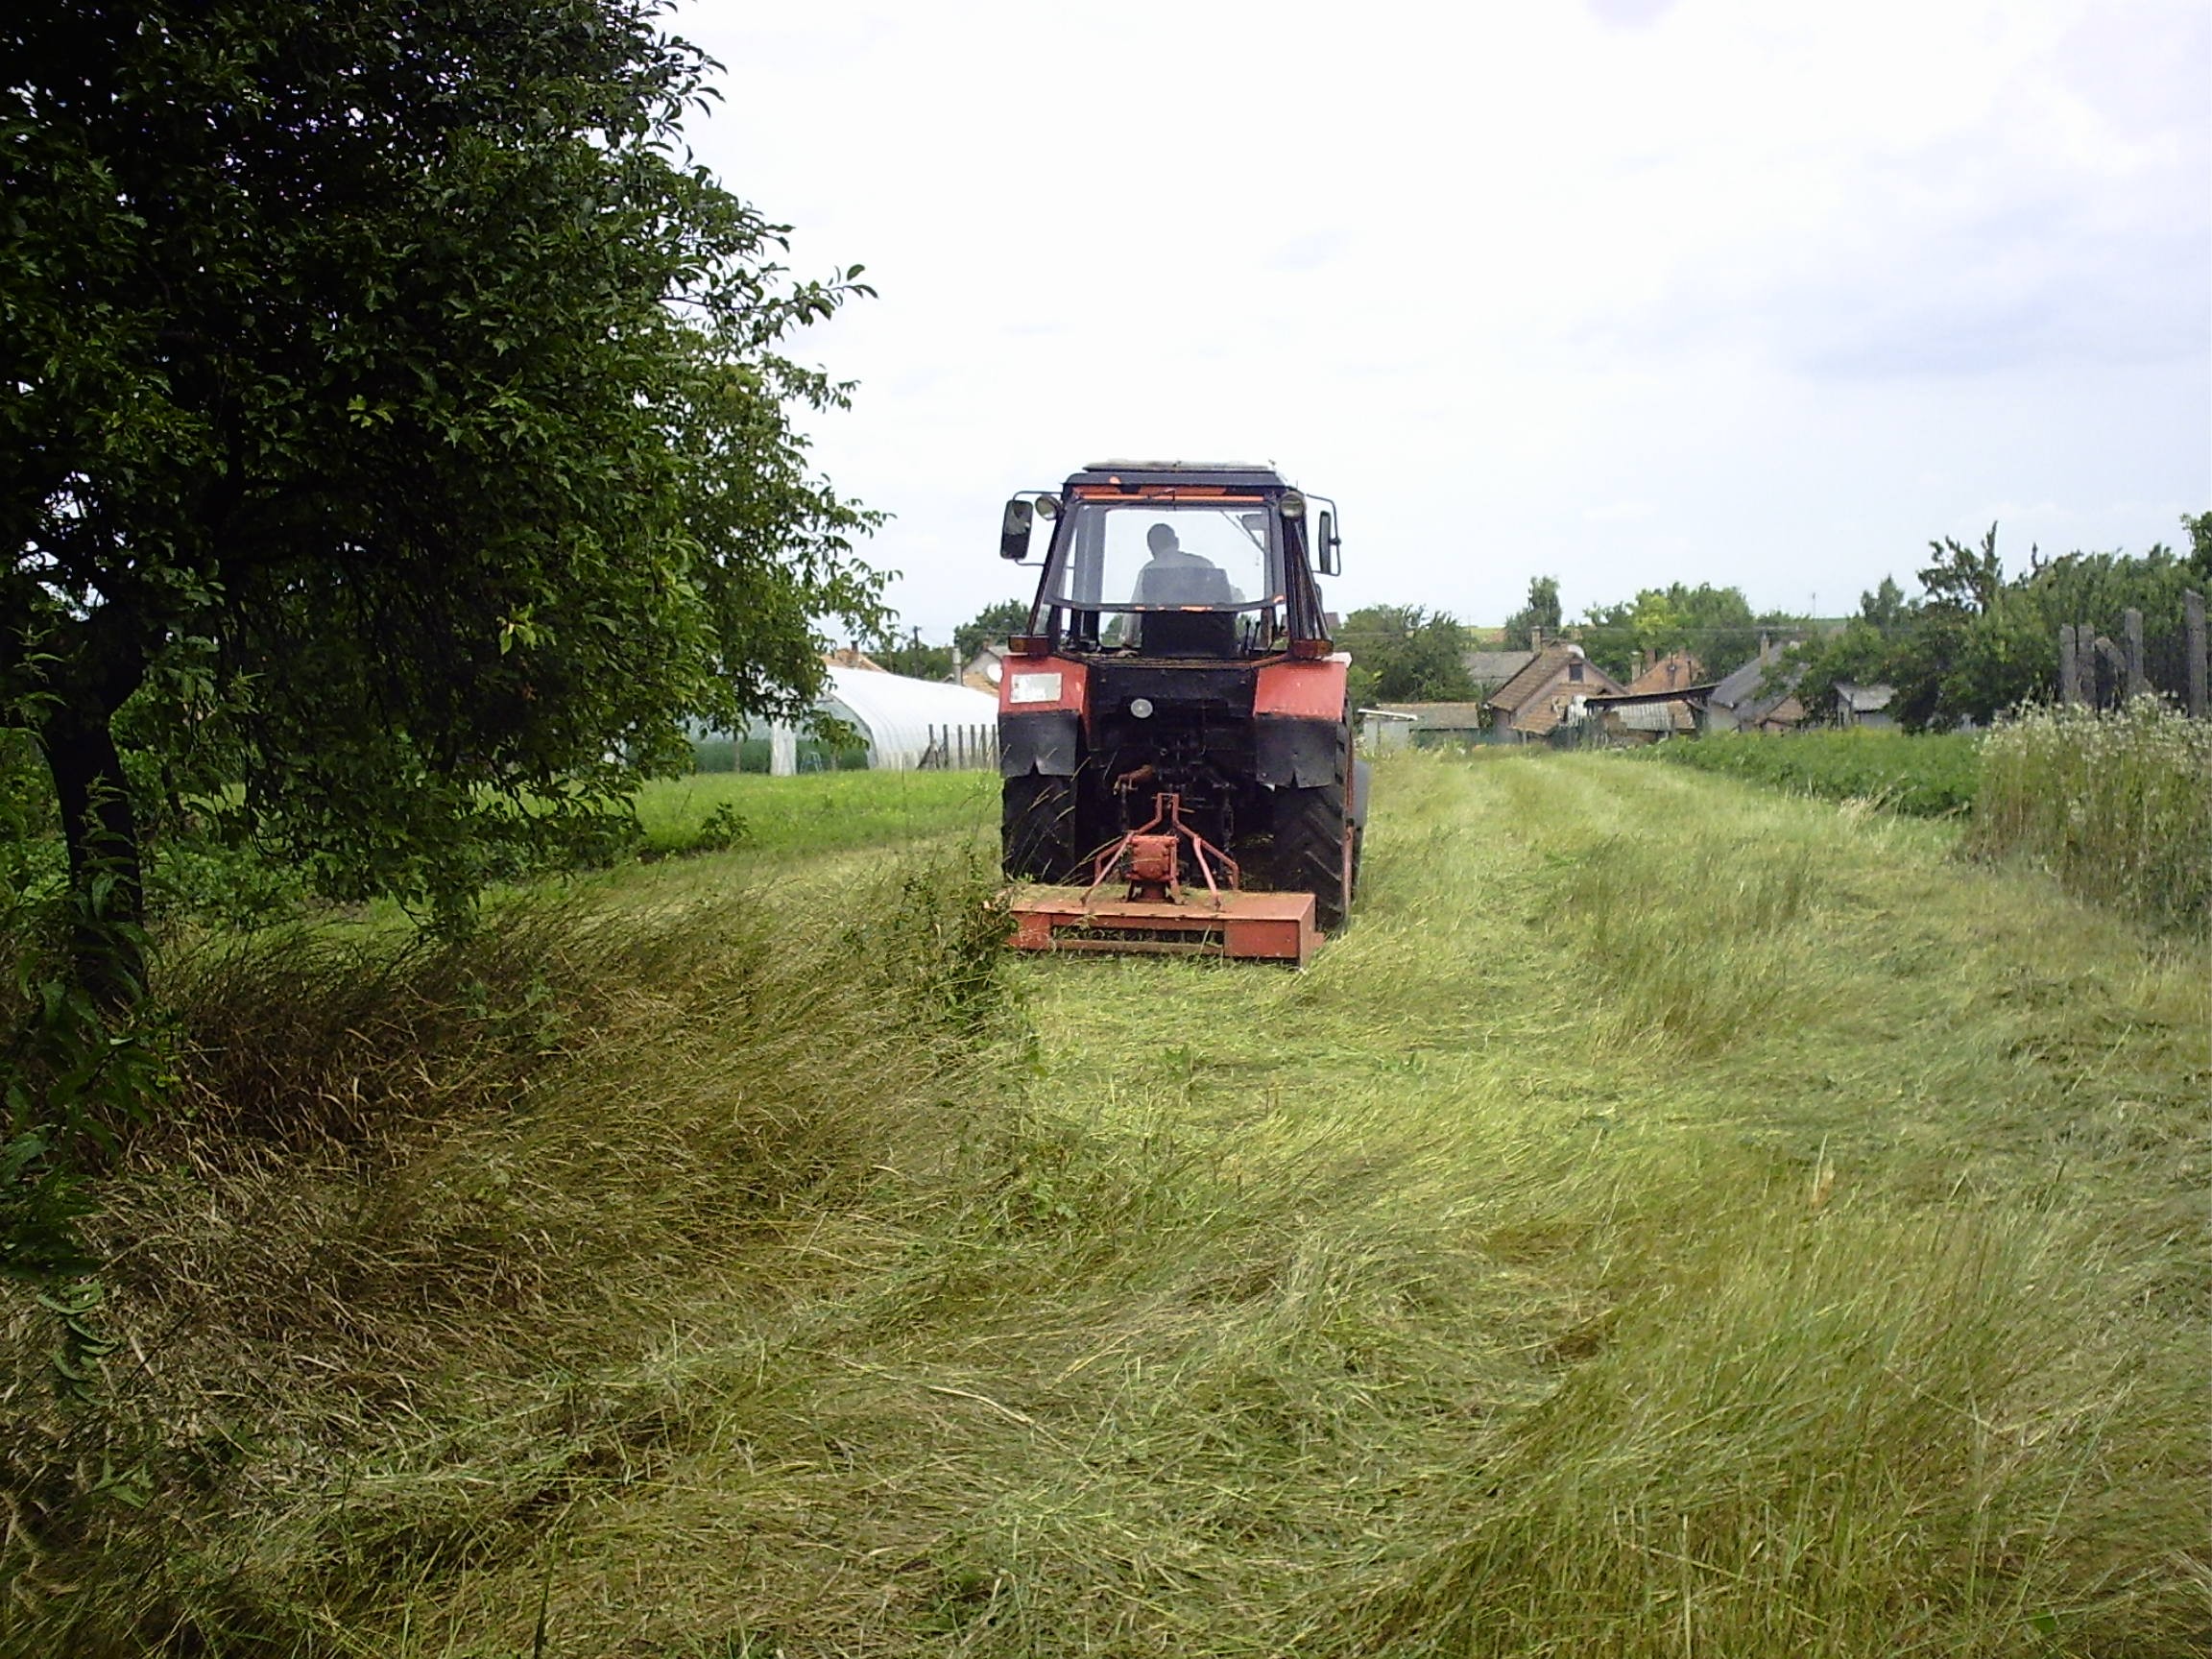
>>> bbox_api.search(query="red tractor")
[994,460,1365,965]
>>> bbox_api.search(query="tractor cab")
[999,461,1339,661]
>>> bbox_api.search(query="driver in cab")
[1131,522,1233,606]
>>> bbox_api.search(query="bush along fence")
[1970,697,2212,932]
[919,723,999,771]
[2056,592,2207,718]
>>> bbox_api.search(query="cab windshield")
[1042,499,1277,615]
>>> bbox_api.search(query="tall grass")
[0,849,1017,1656]
[1969,698,2212,931]
[4,753,2203,1656]
[1357,1204,2204,1656]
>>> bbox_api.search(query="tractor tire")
[1276,781,1353,931]
[1002,773,1076,883]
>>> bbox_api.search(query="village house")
[1706,640,1808,733]
[1483,642,1627,740]
[1834,681,1897,729]
[961,640,1009,695]
[1589,650,1710,741]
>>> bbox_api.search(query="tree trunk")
[42,708,147,1007]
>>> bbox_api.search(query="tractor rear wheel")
[1002,773,1076,883]
[1275,781,1353,931]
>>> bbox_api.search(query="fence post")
[2093,637,2124,708]
[2057,624,2078,705]
[2187,591,2206,720]
[2123,608,2147,700]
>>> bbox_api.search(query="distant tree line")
[1786,515,2211,730]
[1339,513,2209,725]
[866,599,1031,681]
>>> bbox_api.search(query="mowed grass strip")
[6,754,2203,1657]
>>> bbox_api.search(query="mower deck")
[1005,885,1317,966]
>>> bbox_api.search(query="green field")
[631,765,997,858]
[6,754,2205,1657]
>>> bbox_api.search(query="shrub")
[1968,698,2212,931]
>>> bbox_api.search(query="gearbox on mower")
[994,460,1366,965]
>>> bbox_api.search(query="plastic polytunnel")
[771,665,1000,774]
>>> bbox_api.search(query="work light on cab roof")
[993,459,1364,966]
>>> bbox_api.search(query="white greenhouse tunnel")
[763,664,999,774]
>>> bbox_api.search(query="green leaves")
[4,0,885,932]
[1503,575,1561,650]
[1575,583,1774,682]
[1339,606,1476,705]
[1790,523,2207,731]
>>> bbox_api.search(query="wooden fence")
[2057,592,2207,717]
[919,722,1000,770]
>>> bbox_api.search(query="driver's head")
[1146,522,1180,556]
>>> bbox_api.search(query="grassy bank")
[1637,727,1980,815]
[5,753,2204,1656]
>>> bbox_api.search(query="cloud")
[674,0,2210,637]
[1266,231,1348,274]
[1586,0,1684,27]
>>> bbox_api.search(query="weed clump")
[1969,698,2212,931]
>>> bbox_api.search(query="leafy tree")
[1790,521,2207,730]
[954,599,1034,664]
[1339,606,1476,707]
[1503,576,1562,650]
[868,629,955,682]
[2,0,884,991]
[1859,576,1907,632]
[1575,583,1780,681]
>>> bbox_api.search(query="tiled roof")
[1463,649,1537,689]
[1487,643,1577,710]
[1712,652,1805,724]
[1628,652,1704,694]
[1488,644,1627,713]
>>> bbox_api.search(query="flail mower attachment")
[1005,791,1318,967]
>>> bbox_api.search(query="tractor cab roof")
[1067,460,1288,492]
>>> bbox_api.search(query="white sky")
[673,0,2210,638]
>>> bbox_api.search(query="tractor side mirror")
[998,497,1034,561]
[1316,509,1340,576]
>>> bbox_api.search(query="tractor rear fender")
[1253,658,1351,790]
[1256,718,1341,788]
[999,710,1079,777]
[1253,658,1348,720]
[997,657,1088,777]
